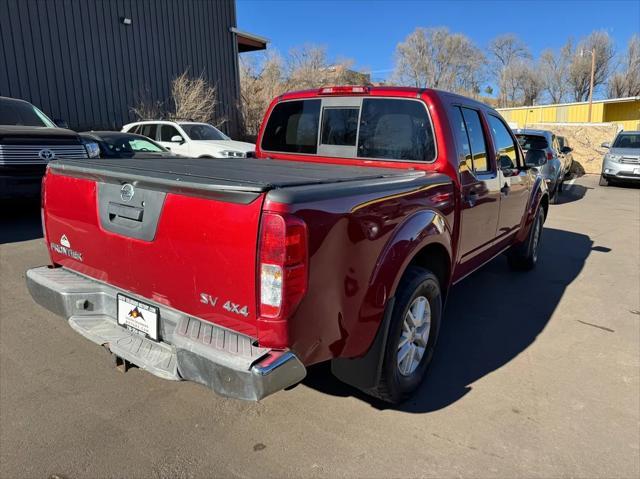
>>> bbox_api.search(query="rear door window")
[139,124,158,140]
[460,108,490,173]
[357,98,435,162]
[261,100,321,154]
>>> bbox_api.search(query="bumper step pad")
[69,315,179,380]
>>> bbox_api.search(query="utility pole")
[588,48,595,122]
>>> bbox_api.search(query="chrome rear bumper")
[26,266,305,400]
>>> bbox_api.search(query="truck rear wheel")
[370,266,442,404]
[508,207,545,271]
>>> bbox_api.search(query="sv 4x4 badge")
[200,292,249,317]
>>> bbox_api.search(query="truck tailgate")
[44,157,423,337]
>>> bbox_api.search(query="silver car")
[600,131,640,186]
[515,129,565,204]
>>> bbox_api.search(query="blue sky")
[237,0,640,83]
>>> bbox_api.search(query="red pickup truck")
[27,86,548,403]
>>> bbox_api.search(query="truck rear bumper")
[26,266,305,400]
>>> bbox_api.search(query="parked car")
[514,129,565,203]
[27,86,548,404]
[80,131,182,159]
[0,96,98,200]
[599,131,640,186]
[121,120,255,159]
[556,135,575,176]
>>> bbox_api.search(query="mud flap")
[330,297,395,392]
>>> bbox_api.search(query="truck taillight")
[258,212,308,320]
[547,151,553,161]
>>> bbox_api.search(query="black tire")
[550,180,562,204]
[508,207,545,271]
[368,266,442,404]
[599,175,609,186]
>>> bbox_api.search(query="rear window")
[612,133,640,149]
[261,100,321,154]
[516,134,548,150]
[261,97,436,162]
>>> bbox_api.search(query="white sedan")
[121,120,255,158]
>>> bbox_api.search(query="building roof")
[497,96,640,111]
[231,28,268,52]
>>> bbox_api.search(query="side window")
[357,98,435,162]
[461,108,490,173]
[140,124,158,140]
[450,106,473,171]
[320,108,359,146]
[160,124,180,142]
[487,115,519,169]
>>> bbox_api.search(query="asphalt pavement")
[1,175,638,479]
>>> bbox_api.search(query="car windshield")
[0,99,56,127]
[612,133,640,149]
[516,134,548,151]
[179,123,229,141]
[100,135,166,155]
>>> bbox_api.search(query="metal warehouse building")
[0,0,266,136]
[498,97,640,131]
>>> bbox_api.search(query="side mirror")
[525,149,547,167]
[561,146,572,154]
[165,146,171,151]
[54,119,69,129]
[170,135,184,143]
[601,142,610,149]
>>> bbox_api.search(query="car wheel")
[368,266,442,404]
[599,175,609,186]
[508,207,545,271]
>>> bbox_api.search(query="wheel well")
[407,243,451,298]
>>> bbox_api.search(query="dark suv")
[0,97,97,199]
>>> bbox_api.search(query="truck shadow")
[0,199,43,244]
[303,227,597,413]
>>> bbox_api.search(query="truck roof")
[276,86,492,111]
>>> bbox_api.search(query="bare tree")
[489,33,531,69]
[131,70,224,126]
[569,30,615,101]
[238,45,362,136]
[392,27,485,94]
[488,34,531,106]
[239,52,285,136]
[540,41,573,103]
[608,35,640,98]
[171,71,222,125]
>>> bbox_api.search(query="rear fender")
[331,209,452,391]
[371,209,453,303]
[515,175,548,243]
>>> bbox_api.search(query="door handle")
[500,183,510,195]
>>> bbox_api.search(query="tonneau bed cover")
[49,157,426,193]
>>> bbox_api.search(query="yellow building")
[497,96,640,131]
